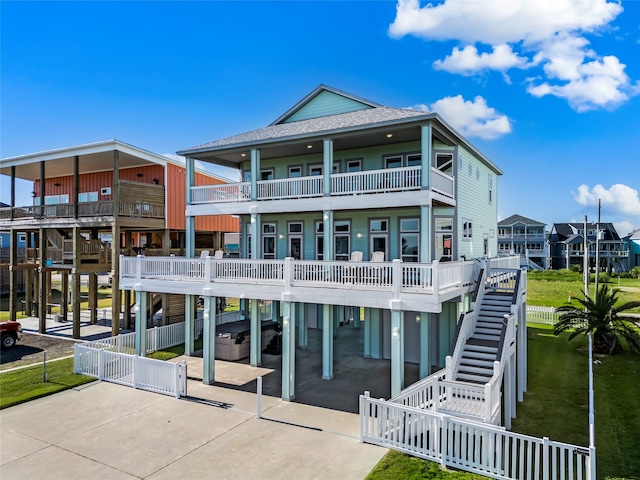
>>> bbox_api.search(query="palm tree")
[554,284,640,355]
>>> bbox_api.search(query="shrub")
[630,266,640,279]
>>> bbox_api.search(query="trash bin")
[31,301,38,316]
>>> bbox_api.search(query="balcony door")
[288,222,303,260]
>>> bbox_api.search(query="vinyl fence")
[360,393,595,480]
[74,345,187,398]
[526,306,559,325]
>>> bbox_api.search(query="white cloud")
[434,44,532,75]
[416,95,512,140]
[613,220,635,238]
[573,183,640,216]
[389,0,638,112]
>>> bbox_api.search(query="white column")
[282,301,296,400]
[421,123,432,189]
[202,295,216,385]
[390,309,405,397]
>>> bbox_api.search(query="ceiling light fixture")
[386,133,393,138]
[307,145,313,149]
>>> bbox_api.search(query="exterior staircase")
[454,291,512,385]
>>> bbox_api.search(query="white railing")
[84,318,204,354]
[74,345,187,398]
[430,167,454,198]
[188,166,456,204]
[331,166,422,195]
[258,176,323,199]
[191,183,251,204]
[527,306,559,325]
[121,256,491,304]
[360,394,595,480]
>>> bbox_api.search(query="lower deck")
[183,324,420,414]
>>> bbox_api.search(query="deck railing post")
[432,260,439,296]
[542,437,550,480]
[98,348,104,380]
[391,259,402,299]
[284,257,293,293]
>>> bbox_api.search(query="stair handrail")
[484,360,503,424]
[445,310,475,380]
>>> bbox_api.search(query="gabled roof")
[178,84,503,176]
[498,214,546,227]
[0,139,233,183]
[271,84,382,125]
[551,222,622,242]
[183,106,427,152]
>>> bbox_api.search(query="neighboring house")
[498,214,548,270]
[0,140,239,335]
[623,228,640,270]
[119,85,527,431]
[549,222,628,273]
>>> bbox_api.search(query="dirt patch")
[0,333,78,371]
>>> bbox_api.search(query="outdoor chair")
[214,250,224,259]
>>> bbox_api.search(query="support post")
[72,227,81,339]
[363,307,371,358]
[185,295,195,355]
[9,230,18,322]
[111,224,121,335]
[323,139,333,196]
[38,228,47,333]
[298,303,307,348]
[202,295,216,384]
[282,301,296,400]
[390,308,405,397]
[135,290,147,356]
[250,298,261,366]
[250,149,260,201]
[322,303,333,379]
[420,312,430,378]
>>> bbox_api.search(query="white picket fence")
[74,345,187,398]
[84,318,205,354]
[360,393,595,480]
[526,306,559,325]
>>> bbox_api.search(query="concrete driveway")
[0,379,387,479]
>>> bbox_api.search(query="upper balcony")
[119,255,520,313]
[0,180,165,228]
[188,166,454,215]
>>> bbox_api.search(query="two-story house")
[0,140,239,336]
[549,222,628,273]
[498,214,548,269]
[119,86,526,416]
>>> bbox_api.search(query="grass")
[0,357,95,409]
[365,450,489,479]
[526,270,640,311]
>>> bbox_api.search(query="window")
[407,154,422,167]
[435,217,453,262]
[18,234,26,243]
[78,192,98,203]
[288,166,302,178]
[370,219,389,260]
[262,223,276,259]
[400,218,419,262]
[463,219,473,240]
[468,163,472,176]
[309,165,323,176]
[385,156,403,169]
[334,220,350,261]
[346,159,362,172]
[261,169,274,180]
[315,221,324,260]
[288,222,303,259]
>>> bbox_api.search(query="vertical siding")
[34,165,165,202]
[166,163,239,233]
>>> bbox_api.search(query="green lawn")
[0,357,95,409]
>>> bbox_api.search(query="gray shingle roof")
[498,214,546,227]
[181,107,428,153]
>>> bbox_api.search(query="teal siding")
[284,91,371,123]
[455,146,498,259]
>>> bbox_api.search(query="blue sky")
[1,0,639,235]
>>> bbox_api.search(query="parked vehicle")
[1,321,23,348]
